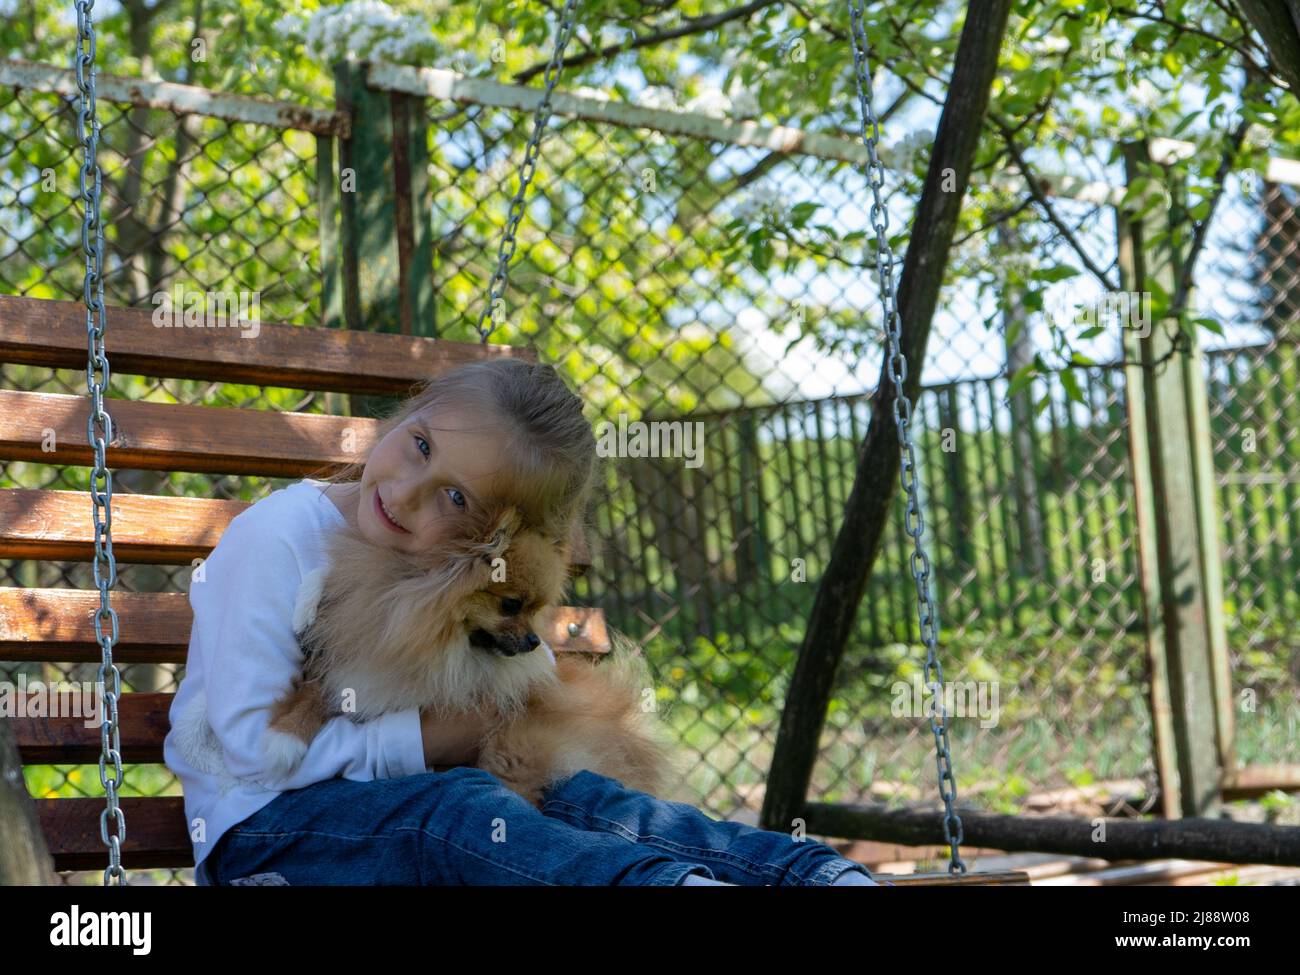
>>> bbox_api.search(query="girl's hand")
[419,706,500,768]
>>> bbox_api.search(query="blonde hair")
[309,358,600,545]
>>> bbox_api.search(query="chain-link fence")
[1201,178,1300,778]
[3,61,1297,883]
[591,364,1156,820]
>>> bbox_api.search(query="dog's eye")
[500,597,523,616]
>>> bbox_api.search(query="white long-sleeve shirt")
[164,478,428,884]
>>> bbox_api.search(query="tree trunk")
[0,722,58,884]
[761,0,1016,832]
[1237,1,1300,94]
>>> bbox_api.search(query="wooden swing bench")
[1,294,1027,885]
[0,294,611,874]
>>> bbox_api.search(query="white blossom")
[684,86,731,118]
[302,0,437,66]
[734,184,786,222]
[636,85,679,111]
[1131,78,1163,111]
[432,50,488,75]
[571,85,612,103]
[600,24,633,48]
[878,129,930,172]
[727,82,760,119]
[1026,35,1070,54]
[272,13,305,39]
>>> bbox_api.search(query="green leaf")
[1007,363,1036,398]
[1171,109,1200,136]
[1031,264,1080,283]
[789,201,820,228]
[1132,25,1162,50]
[1060,368,1083,404]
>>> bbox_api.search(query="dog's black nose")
[526,633,540,648]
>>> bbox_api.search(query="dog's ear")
[477,504,523,564]
[415,501,520,584]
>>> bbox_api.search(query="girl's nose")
[388,483,423,513]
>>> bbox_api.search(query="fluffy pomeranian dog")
[260,494,679,807]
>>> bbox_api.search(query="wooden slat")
[18,614,609,761]
[34,746,590,871]
[0,588,610,665]
[0,490,243,563]
[1223,764,1300,800]
[0,490,590,567]
[542,605,610,657]
[16,605,607,762]
[19,691,583,765]
[876,870,1031,886]
[0,589,191,663]
[0,389,377,476]
[0,295,535,393]
[17,691,172,764]
[0,394,596,568]
[38,797,194,870]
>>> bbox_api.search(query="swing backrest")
[0,294,608,873]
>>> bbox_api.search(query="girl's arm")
[193,511,427,790]
[419,707,500,767]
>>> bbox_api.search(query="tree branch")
[991,113,1123,291]
[513,0,784,84]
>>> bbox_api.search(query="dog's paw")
[259,726,309,781]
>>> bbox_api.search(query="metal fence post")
[1117,139,1232,818]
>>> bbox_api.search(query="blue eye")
[447,488,466,508]
[414,435,430,459]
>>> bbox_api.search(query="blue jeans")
[202,766,878,886]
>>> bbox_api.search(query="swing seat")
[0,294,610,873]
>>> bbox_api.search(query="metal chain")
[471,0,581,346]
[847,0,966,874]
[75,0,127,886]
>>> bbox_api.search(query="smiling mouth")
[374,489,410,534]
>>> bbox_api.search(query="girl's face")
[348,406,509,553]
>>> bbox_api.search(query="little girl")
[163,357,882,886]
